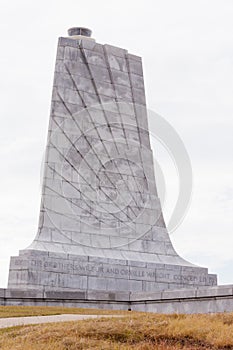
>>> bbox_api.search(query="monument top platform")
[68,27,92,37]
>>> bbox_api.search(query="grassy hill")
[0,306,233,349]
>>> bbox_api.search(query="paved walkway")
[0,314,120,329]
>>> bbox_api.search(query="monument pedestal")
[8,247,216,292]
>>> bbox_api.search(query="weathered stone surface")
[7,28,217,294]
[1,285,233,314]
[5,289,44,299]
[0,289,5,298]
[44,290,86,299]
[162,289,196,300]
[8,249,216,292]
[196,285,233,297]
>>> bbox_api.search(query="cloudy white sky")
[0,0,232,287]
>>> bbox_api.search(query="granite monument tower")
[8,27,217,293]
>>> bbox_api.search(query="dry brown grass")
[1,310,233,349]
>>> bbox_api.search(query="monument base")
[8,249,217,292]
[1,285,233,314]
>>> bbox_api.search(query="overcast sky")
[0,0,232,287]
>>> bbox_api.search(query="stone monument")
[8,27,217,293]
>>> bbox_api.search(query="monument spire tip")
[68,27,92,37]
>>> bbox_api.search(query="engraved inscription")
[25,258,216,285]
